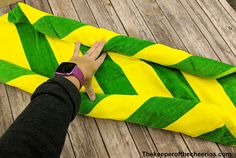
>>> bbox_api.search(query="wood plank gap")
[177,0,227,61]
[218,0,236,23]
[66,132,77,158]
[195,0,236,56]
[179,0,236,64]
[0,0,22,8]
[94,120,111,158]
[4,85,16,121]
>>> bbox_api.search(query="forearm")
[0,75,81,158]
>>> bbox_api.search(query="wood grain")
[196,0,236,56]
[0,0,21,8]
[0,84,13,136]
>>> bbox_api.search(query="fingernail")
[102,39,106,43]
[94,42,99,46]
[90,94,96,101]
[76,42,80,45]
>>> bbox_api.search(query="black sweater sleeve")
[0,75,81,158]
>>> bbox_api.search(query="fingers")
[84,79,96,101]
[73,42,81,57]
[87,40,106,59]
[91,40,106,59]
[85,42,100,56]
[96,52,107,69]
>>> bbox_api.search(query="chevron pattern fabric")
[0,3,236,146]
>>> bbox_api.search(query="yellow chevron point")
[18,2,50,24]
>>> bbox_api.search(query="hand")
[67,40,107,101]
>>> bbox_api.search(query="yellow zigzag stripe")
[164,102,225,137]
[0,14,30,70]
[88,53,173,119]
[133,44,191,66]
[19,3,50,24]
[63,25,190,66]
[7,74,49,94]
[109,52,172,97]
[63,25,119,45]
[87,95,149,120]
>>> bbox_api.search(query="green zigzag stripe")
[16,22,58,78]
[34,16,87,39]
[79,93,107,115]
[147,61,199,101]
[126,97,198,128]
[0,60,35,83]
[104,35,155,56]
[171,56,235,78]
[217,73,236,107]
[80,45,137,95]
[9,5,58,78]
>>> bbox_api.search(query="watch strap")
[71,65,84,88]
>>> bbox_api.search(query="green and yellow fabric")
[0,3,236,146]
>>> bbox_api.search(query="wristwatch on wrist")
[55,62,84,88]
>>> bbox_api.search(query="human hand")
[68,40,107,101]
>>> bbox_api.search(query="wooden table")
[0,0,236,157]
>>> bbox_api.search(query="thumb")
[73,42,81,58]
[84,78,96,101]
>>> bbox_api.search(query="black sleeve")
[0,75,81,158]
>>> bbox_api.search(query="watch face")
[56,62,76,74]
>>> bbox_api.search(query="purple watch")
[55,62,84,88]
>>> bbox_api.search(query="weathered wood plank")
[196,0,236,56]
[47,0,110,157]
[156,0,219,59]
[25,0,51,13]
[179,0,236,65]
[0,0,21,8]
[0,84,13,136]
[219,0,236,22]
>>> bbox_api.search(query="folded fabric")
[0,3,236,146]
